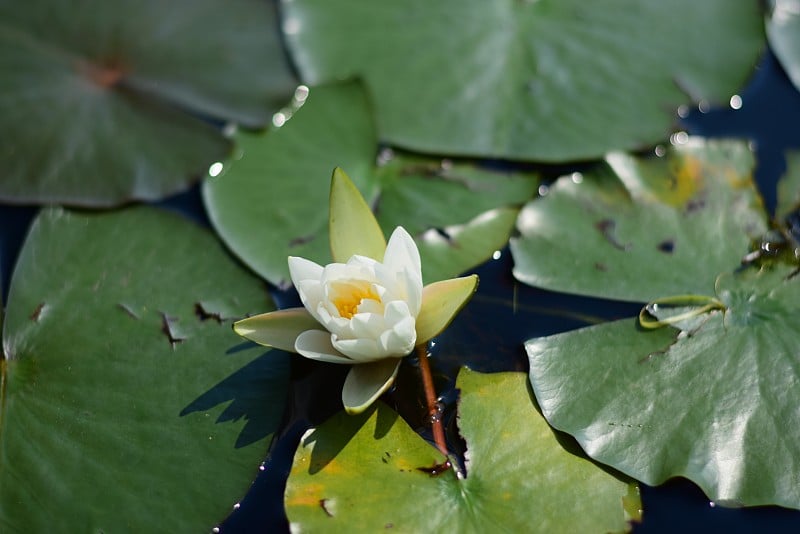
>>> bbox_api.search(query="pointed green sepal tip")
[233,307,319,353]
[342,358,402,414]
[416,274,479,345]
[329,167,386,263]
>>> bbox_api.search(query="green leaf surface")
[527,265,800,509]
[511,140,768,302]
[283,0,763,161]
[777,150,800,220]
[0,207,289,531]
[286,369,639,532]
[203,82,537,287]
[0,0,295,206]
[767,0,800,93]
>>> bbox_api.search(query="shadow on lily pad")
[300,404,400,475]
[181,351,290,449]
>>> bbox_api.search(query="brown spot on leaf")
[594,219,630,251]
[29,302,45,322]
[416,460,451,477]
[289,234,315,248]
[76,58,127,88]
[594,262,607,272]
[665,154,703,206]
[684,196,707,213]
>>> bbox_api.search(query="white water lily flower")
[234,168,477,414]
[289,226,422,364]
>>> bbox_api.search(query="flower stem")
[416,344,448,457]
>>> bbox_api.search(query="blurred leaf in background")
[0,0,295,206]
[511,139,767,302]
[283,0,763,161]
[766,0,800,93]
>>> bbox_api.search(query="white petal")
[332,336,386,362]
[315,303,350,337]
[341,359,402,414]
[401,268,422,317]
[383,227,422,284]
[323,258,378,284]
[296,279,324,322]
[357,298,383,315]
[383,300,411,325]
[295,330,354,364]
[349,312,386,339]
[347,254,380,270]
[288,256,324,283]
[379,316,416,355]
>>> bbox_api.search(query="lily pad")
[203,82,537,288]
[283,0,763,161]
[0,207,289,531]
[510,139,768,302]
[285,369,640,532]
[766,0,800,93]
[527,264,800,509]
[0,0,295,206]
[777,150,800,220]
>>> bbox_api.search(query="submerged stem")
[416,344,447,456]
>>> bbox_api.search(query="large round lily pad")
[527,264,800,509]
[203,81,537,288]
[510,139,768,302]
[283,0,763,161]
[0,0,295,206]
[285,369,640,532]
[0,207,289,531]
[767,0,800,93]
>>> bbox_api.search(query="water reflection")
[208,162,223,177]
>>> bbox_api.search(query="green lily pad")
[0,0,295,206]
[0,207,289,531]
[766,0,800,93]
[203,81,537,288]
[285,369,640,532]
[510,139,768,302]
[283,0,763,161]
[527,264,800,509]
[777,150,800,220]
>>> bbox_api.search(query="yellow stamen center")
[330,280,380,319]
